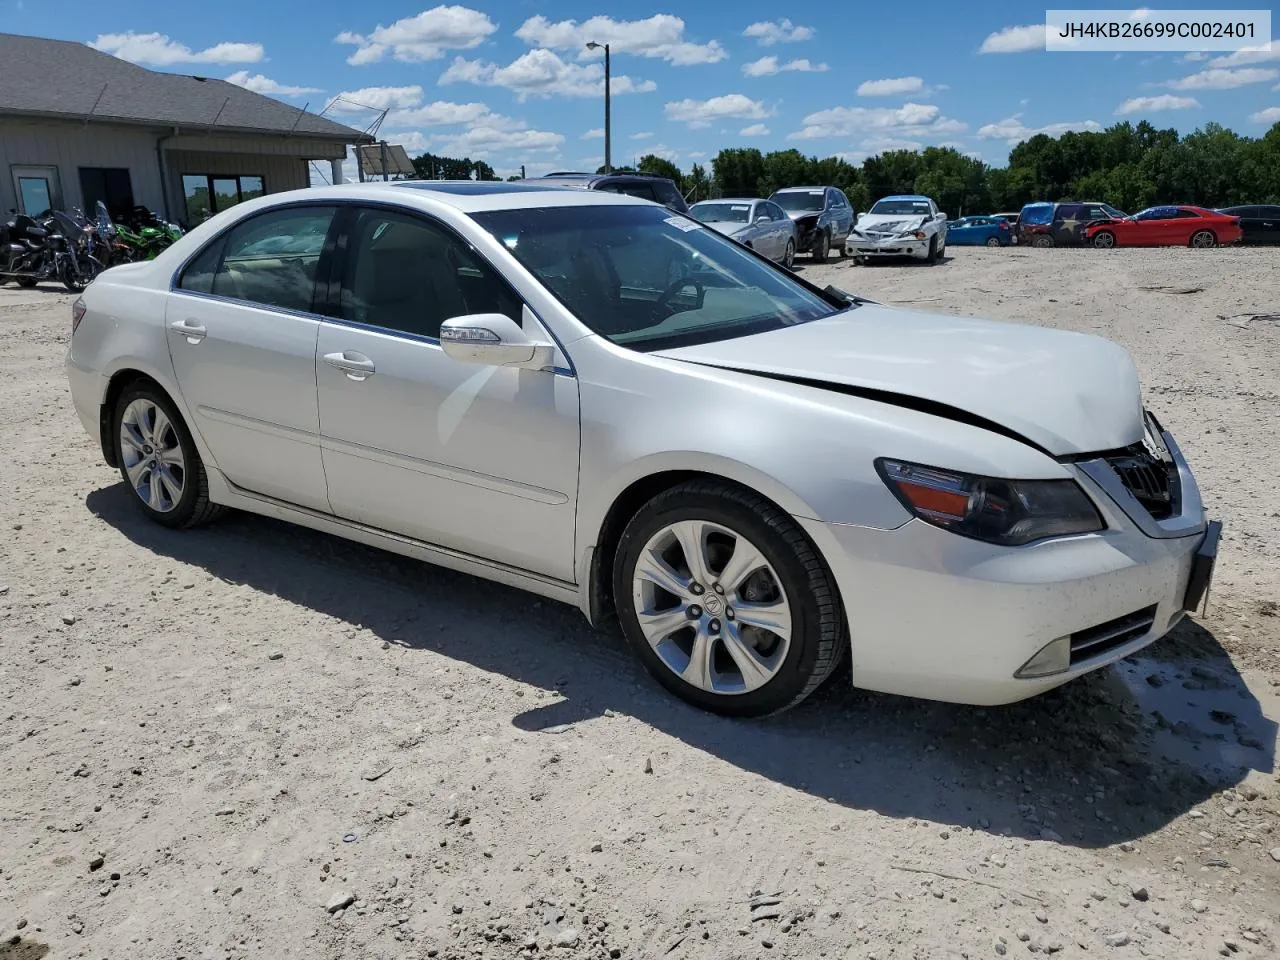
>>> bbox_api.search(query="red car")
[1085,205,1243,249]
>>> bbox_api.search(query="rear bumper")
[65,347,102,441]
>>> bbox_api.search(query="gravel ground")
[1,245,1278,960]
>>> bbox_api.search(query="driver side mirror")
[439,313,555,369]
[754,214,771,224]
[935,212,948,222]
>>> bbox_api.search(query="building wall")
[1,117,351,221]
[0,118,166,215]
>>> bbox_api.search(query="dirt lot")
[1,246,1278,960]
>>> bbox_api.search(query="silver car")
[66,181,1216,718]
[689,199,796,268]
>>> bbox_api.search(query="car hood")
[782,210,822,221]
[703,221,752,237]
[855,213,929,234]
[653,306,1144,456]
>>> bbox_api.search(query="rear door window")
[1019,204,1054,226]
[181,205,336,313]
[1054,204,1082,222]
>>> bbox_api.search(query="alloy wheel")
[119,398,186,512]
[1190,230,1216,249]
[1093,232,1115,249]
[631,520,792,695]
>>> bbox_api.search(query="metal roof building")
[0,32,371,225]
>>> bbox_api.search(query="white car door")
[314,205,581,582]
[165,204,337,512]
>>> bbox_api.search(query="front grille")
[1104,444,1177,520]
[1069,605,1157,664]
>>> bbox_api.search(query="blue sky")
[8,1,1279,179]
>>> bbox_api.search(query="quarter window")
[339,208,522,339]
[178,205,335,312]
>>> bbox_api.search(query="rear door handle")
[169,318,206,343]
[323,350,376,381]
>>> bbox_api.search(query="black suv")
[769,186,856,261]
[530,172,690,214]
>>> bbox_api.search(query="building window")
[182,174,266,225]
[79,168,135,221]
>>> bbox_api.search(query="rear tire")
[1032,234,1055,248]
[16,277,38,288]
[613,480,845,717]
[782,239,795,270]
[112,381,224,529]
[1189,230,1217,249]
[985,236,1002,248]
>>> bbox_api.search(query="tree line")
[409,119,1279,217]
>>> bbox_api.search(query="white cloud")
[742,55,828,76]
[1183,51,1209,62]
[688,151,707,160]
[789,102,966,140]
[388,101,493,127]
[666,94,773,128]
[742,19,814,46]
[639,144,680,162]
[1115,94,1199,115]
[630,131,654,140]
[1250,106,1280,123]
[89,32,264,66]
[1168,67,1279,90]
[440,50,656,100]
[515,14,725,66]
[336,5,497,65]
[225,72,321,97]
[435,116,565,156]
[326,86,426,112]
[857,76,924,97]
[978,24,1045,54]
[740,123,770,136]
[861,136,924,153]
[582,128,604,139]
[976,113,1102,143]
[1208,39,1278,67]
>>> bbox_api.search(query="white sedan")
[65,182,1219,716]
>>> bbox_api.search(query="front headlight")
[876,459,1104,546]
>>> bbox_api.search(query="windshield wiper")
[823,284,873,308]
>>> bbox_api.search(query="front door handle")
[169,318,207,343]
[323,350,376,381]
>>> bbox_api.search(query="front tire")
[1092,230,1116,249]
[782,239,795,270]
[811,230,829,263]
[613,480,844,717]
[926,235,940,263]
[16,277,38,288]
[1189,230,1217,249]
[113,382,224,529]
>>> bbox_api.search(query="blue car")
[946,215,1014,247]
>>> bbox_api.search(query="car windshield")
[690,202,753,223]
[772,191,825,212]
[1101,204,1127,219]
[473,204,841,352]
[869,199,932,216]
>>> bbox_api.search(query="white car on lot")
[847,194,949,262]
[65,181,1219,717]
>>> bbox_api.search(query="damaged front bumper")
[845,233,931,259]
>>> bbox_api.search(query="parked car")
[689,198,797,268]
[846,195,949,262]
[1084,206,1243,249]
[1018,201,1127,248]
[945,215,1014,247]
[66,181,1218,717]
[530,171,689,214]
[991,212,1021,243]
[1216,205,1280,245]
[768,186,855,262]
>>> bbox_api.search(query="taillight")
[999,222,1010,230]
[71,297,87,335]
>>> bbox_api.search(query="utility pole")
[586,41,611,173]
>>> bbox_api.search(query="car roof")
[693,197,762,203]
[773,186,832,193]
[878,195,930,201]
[268,180,657,214]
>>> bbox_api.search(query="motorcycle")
[114,205,183,261]
[0,208,103,292]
